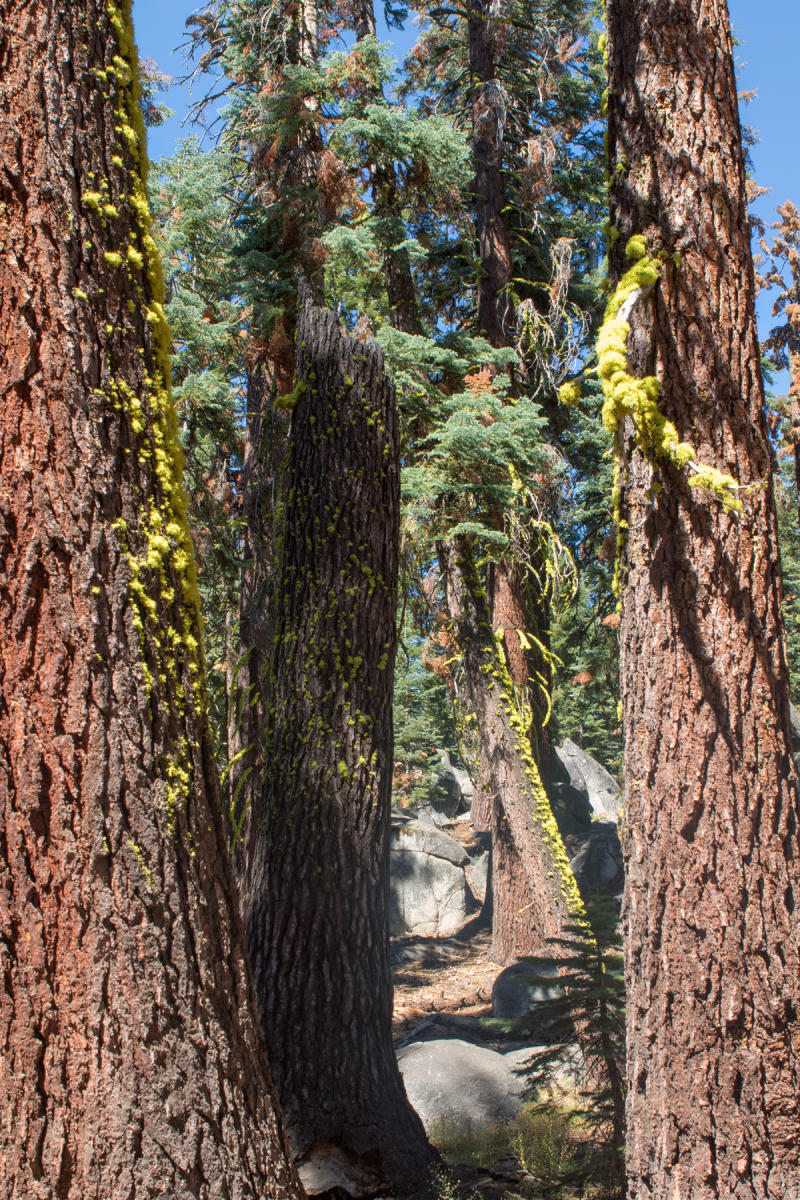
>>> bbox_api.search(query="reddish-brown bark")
[0,3,302,1196]
[607,1,800,1194]
[439,538,583,962]
[485,561,543,960]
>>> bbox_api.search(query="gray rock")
[492,961,565,1039]
[790,703,800,755]
[391,819,470,866]
[397,1039,525,1136]
[390,818,470,936]
[556,739,622,821]
[436,751,475,816]
[297,1143,384,1197]
[410,803,450,829]
[569,821,624,900]
[504,1045,582,1098]
[468,851,490,904]
[545,748,593,837]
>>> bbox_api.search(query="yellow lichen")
[275,379,307,411]
[598,235,742,574]
[101,0,210,838]
[82,191,105,212]
[557,381,581,406]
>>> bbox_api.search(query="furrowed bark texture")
[242,299,434,1197]
[486,561,544,960]
[469,0,513,348]
[439,538,582,960]
[607,1,800,1195]
[0,2,302,1198]
[229,365,290,870]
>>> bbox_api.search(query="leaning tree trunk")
[485,560,551,960]
[606,1,800,1195]
[463,3,571,961]
[241,297,434,1198]
[439,538,585,955]
[0,2,302,1196]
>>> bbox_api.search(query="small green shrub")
[428,1115,514,1168]
[512,1106,582,1193]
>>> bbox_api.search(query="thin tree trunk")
[242,297,434,1198]
[789,368,800,532]
[0,2,302,1196]
[607,1,800,1194]
[229,365,289,870]
[439,537,585,959]
[486,561,546,960]
[465,1,569,959]
[468,0,513,347]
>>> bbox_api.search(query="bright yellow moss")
[598,236,742,558]
[82,191,105,212]
[489,629,588,927]
[103,0,211,837]
[557,381,581,406]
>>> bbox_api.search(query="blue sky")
[131,0,800,360]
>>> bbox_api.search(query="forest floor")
[392,924,499,1048]
[389,912,619,1199]
[391,923,532,1199]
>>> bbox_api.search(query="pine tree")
[0,1,302,1194]
[397,0,606,960]
[758,199,800,528]
[605,0,800,1193]
[516,897,626,1190]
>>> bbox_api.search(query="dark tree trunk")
[242,297,434,1198]
[354,0,376,42]
[607,1,800,1194]
[0,2,302,1196]
[229,365,291,869]
[439,538,585,961]
[468,0,513,348]
[378,168,425,337]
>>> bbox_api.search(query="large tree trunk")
[242,297,434,1198]
[0,2,302,1196]
[606,1,800,1194]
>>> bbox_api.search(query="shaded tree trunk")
[607,0,800,1194]
[228,364,291,869]
[0,2,302,1196]
[242,297,434,1197]
[468,0,513,347]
